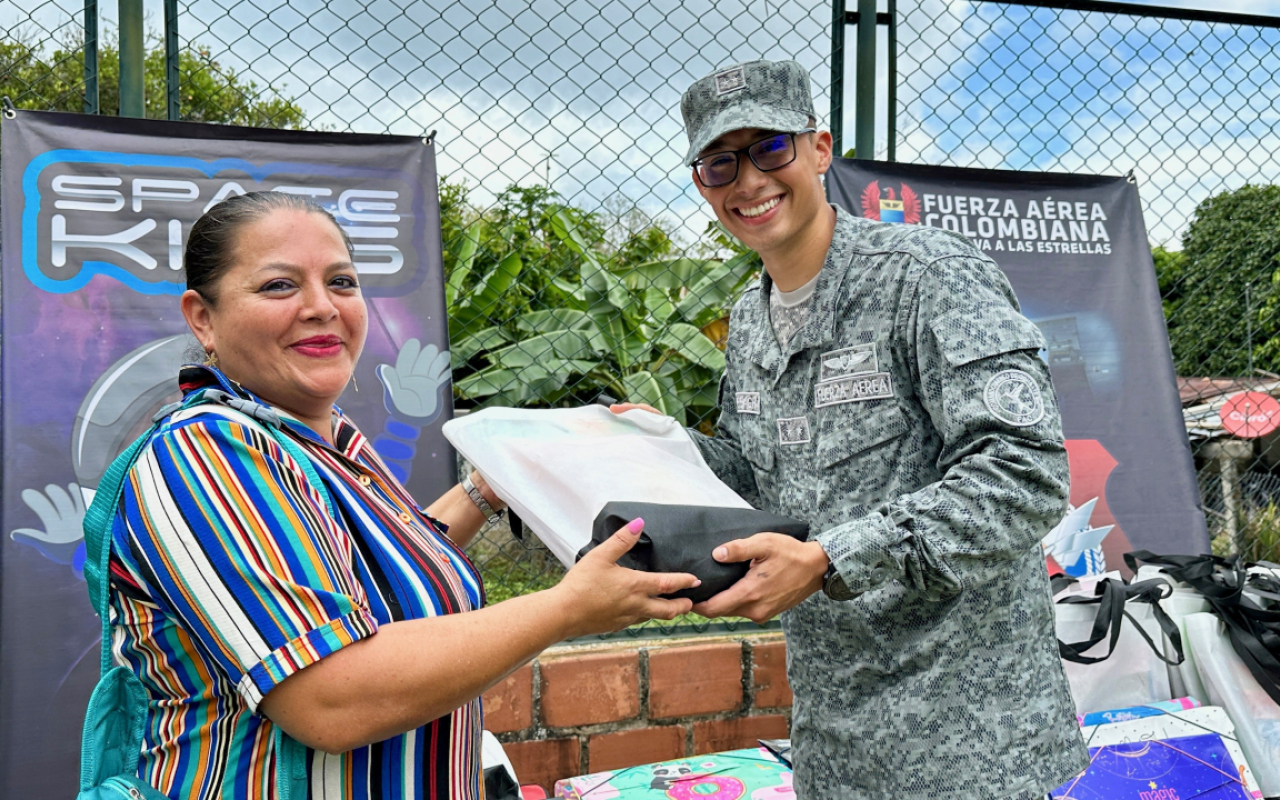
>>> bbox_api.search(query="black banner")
[828,159,1208,574]
[0,110,454,798]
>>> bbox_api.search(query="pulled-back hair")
[184,191,353,304]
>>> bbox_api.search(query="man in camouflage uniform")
[636,60,1089,798]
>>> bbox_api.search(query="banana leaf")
[675,250,762,326]
[445,221,483,308]
[455,358,599,398]
[484,330,602,368]
[619,370,670,414]
[449,251,523,339]
[615,257,708,292]
[513,309,593,334]
[451,327,510,363]
[658,323,726,370]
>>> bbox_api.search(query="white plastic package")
[1054,576,1174,715]
[441,406,751,566]
[1056,600,1173,715]
[1184,612,1280,798]
[1135,565,1212,703]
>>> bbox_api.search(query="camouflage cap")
[681,59,815,165]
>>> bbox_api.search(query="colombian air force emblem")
[860,181,921,224]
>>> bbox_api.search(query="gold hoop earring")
[203,350,219,368]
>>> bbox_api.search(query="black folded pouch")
[576,501,810,603]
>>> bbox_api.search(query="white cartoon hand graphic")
[376,338,452,424]
[10,483,87,564]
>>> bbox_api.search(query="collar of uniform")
[745,205,858,379]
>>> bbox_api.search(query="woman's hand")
[608,402,663,416]
[551,519,698,638]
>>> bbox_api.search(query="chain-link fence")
[894,0,1280,564]
[1,0,92,113]
[4,0,1280,629]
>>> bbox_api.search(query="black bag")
[577,502,809,603]
[1125,551,1280,705]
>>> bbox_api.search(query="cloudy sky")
[8,0,1280,246]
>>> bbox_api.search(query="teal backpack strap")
[270,427,336,520]
[79,390,331,798]
[83,413,169,671]
[79,400,184,798]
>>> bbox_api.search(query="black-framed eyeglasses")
[692,129,816,188]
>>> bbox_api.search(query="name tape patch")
[815,373,894,408]
[777,416,811,445]
[715,67,747,95]
[818,343,877,383]
[735,391,761,415]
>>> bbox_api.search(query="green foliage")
[1164,184,1280,377]
[1152,244,1185,320]
[1,29,304,127]
[444,182,760,425]
[1211,501,1280,562]
[1243,502,1280,563]
[477,551,562,605]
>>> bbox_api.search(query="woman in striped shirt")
[106,191,700,800]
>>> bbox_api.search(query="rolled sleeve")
[817,255,1069,600]
[121,414,378,711]
[815,513,903,595]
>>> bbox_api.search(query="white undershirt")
[769,269,821,346]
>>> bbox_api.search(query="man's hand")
[693,535,830,623]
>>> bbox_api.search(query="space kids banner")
[0,110,454,798]
[828,159,1209,576]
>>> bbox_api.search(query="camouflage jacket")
[691,207,1088,799]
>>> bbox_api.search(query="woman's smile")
[291,334,345,358]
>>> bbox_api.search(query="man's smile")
[735,195,783,219]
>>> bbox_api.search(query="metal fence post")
[165,0,179,121]
[83,0,98,114]
[831,0,846,156]
[118,0,145,117]
[854,0,877,160]
[886,0,896,162]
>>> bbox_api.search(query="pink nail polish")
[626,517,645,533]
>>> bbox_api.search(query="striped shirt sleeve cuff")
[239,607,380,712]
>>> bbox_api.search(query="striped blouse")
[107,365,485,800]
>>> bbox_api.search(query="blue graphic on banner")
[21,150,426,296]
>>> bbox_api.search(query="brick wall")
[483,633,792,792]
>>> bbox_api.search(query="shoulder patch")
[736,392,761,415]
[983,370,1045,427]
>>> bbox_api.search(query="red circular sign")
[1220,391,1280,438]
